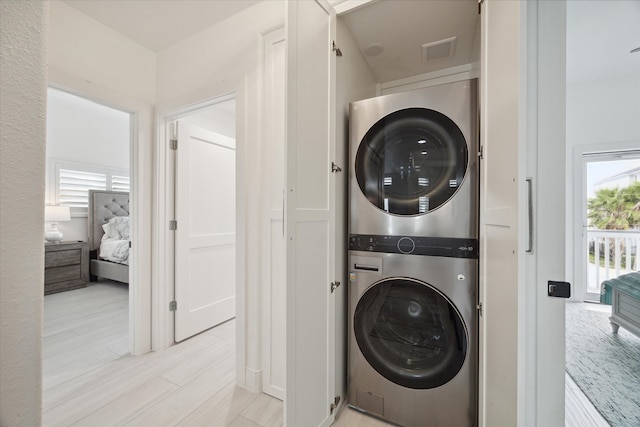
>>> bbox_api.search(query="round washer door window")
[355,108,468,215]
[354,278,467,389]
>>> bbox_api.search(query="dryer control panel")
[349,234,478,259]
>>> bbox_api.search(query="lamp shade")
[45,206,71,222]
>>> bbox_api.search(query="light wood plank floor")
[43,281,283,427]
[44,282,609,427]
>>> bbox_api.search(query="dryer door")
[354,277,468,389]
[355,108,468,215]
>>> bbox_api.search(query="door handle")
[526,178,534,253]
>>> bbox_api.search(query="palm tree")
[588,181,640,230]
[588,181,640,270]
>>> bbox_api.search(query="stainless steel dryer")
[348,239,478,427]
[350,79,478,239]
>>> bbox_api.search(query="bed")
[601,271,640,339]
[88,190,130,284]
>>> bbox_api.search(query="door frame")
[154,86,249,386]
[48,69,154,357]
[571,140,640,302]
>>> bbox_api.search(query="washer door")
[354,277,467,389]
[355,108,468,215]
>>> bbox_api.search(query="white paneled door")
[285,0,337,426]
[174,121,236,342]
[479,1,523,425]
[480,1,567,425]
[261,26,286,400]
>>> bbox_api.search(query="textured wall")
[0,1,49,425]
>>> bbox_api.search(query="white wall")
[0,1,49,425]
[47,88,130,169]
[48,0,156,106]
[566,74,640,147]
[46,87,130,241]
[155,0,285,389]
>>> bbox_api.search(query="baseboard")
[245,367,263,393]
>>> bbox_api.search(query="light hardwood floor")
[43,281,283,427]
[44,282,609,427]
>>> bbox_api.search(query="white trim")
[47,71,154,357]
[245,367,264,393]
[332,0,377,15]
[379,63,479,95]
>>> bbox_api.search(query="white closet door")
[532,1,567,425]
[479,1,523,425]
[285,0,337,426]
[480,1,567,425]
[174,121,236,342]
[262,26,286,400]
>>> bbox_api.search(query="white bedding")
[99,239,130,265]
[99,216,130,265]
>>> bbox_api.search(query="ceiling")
[62,0,261,52]
[62,0,639,85]
[338,0,479,83]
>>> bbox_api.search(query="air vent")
[422,36,457,63]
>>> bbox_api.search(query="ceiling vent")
[422,36,457,63]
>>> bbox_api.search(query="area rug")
[565,302,640,427]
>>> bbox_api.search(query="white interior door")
[285,0,337,426]
[174,121,236,342]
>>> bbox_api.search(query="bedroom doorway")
[43,87,133,390]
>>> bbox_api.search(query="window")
[48,160,129,216]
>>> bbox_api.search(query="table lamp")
[45,205,71,243]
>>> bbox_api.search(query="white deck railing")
[587,229,640,294]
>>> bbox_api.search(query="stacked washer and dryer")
[348,79,479,427]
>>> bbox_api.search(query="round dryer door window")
[354,278,467,389]
[355,108,468,215]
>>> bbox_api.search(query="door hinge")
[478,0,484,14]
[330,395,341,414]
[129,241,132,248]
[330,281,341,293]
[169,300,177,311]
[476,302,483,316]
[332,40,343,57]
[169,220,177,230]
[331,162,342,173]
[478,145,484,159]
[170,139,178,150]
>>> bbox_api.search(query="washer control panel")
[349,234,479,259]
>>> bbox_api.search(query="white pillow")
[101,216,130,241]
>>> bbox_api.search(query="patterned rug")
[565,302,640,427]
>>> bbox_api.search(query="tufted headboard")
[88,190,130,252]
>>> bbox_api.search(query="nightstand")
[44,241,89,295]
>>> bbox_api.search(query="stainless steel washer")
[348,243,477,427]
[348,80,479,426]
[349,79,478,239]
